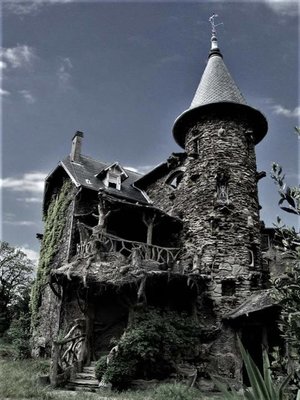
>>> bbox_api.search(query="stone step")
[83,367,95,374]
[65,384,98,392]
[75,372,96,380]
[69,378,99,387]
[66,363,100,392]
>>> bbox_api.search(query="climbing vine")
[31,179,73,327]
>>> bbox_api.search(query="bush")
[96,307,202,390]
[6,312,31,359]
[0,337,16,359]
[153,383,201,400]
[95,355,107,381]
[105,357,137,390]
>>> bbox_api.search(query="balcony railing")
[50,319,85,387]
[76,231,180,265]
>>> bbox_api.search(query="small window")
[222,280,236,296]
[192,139,200,154]
[166,170,184,189]
[108,181,117,189]
[104,172,121,190]
[250,275,259,290]
[261,234,270,252]
[249,250,255,267]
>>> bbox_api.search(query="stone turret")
[171,27,268,302]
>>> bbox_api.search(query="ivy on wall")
[31,179,73,328]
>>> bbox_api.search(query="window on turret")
[222,280,236,296]
[249,250,255,267]
[165,170,184,189]
[192,139,200,154]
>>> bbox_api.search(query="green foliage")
[105,356,137,389]
[0,241,33,335]
[31,179,73,327]
[152,383,202,400]
[97,307,202,390]
[6,312,32,359]
[0,337,17,359]
[212,338,290,400]
[271,162,300,216]
[95,355,108,381]
[271,134,300,387]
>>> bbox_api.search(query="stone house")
[32,28,283,390]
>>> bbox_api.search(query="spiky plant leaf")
[262,348,278,399]
[237,338,271,400]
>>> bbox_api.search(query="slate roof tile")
[59,154,148,204]
[190,53,246,109]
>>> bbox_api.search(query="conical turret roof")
[173,33,268,148]
[190,48,246,108]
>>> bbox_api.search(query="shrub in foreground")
[95,307,202,390]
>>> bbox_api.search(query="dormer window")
[105,172,121,190]
[95,162,128,191]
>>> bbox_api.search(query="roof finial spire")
[208,14,223,56]
[209,14,223,36]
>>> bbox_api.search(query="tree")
[0,241,34,335]
[271,127,300,386]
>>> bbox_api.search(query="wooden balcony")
[76,231,180,265]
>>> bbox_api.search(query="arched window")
[165,170,184,189]
[249,249,255,267]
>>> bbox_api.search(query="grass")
[0,358,50,399]
[0,348,222,400]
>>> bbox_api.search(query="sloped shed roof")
[224,290,278,320]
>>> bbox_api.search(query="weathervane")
[209,14,223,35]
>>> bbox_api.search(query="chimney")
[70,131,84,162]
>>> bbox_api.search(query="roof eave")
[173,102,268,149]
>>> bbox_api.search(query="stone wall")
[32,285,61,357]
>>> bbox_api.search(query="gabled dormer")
[95,162,128,190]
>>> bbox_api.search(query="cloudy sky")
[0,0,299,264]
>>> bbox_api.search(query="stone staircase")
[67,361,99,392]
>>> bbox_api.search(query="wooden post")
[142,212,158,259]
[132,247,141,268]
[146,220,153,245]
